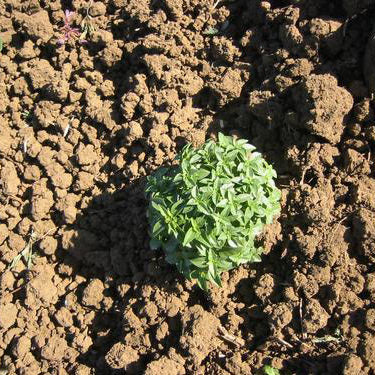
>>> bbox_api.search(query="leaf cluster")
[146,133,281,289]
[261,365,281,375]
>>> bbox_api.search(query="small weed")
[202,27,219,36]
[10,229,37,270]
[0,36,3,53]
[58,10,86,45]
[9,227,55,270]
[80,0,97,41]
[312,328,343,344]
[261,365,280,375]
[21,110,33,124]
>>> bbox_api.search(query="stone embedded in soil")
[303,298,329,334]
[144,357,186,375]
[105,342,141,372]
[81,279,105,307]
[0,303,17,329]
[292,74,353,143]
[179,305,221,368]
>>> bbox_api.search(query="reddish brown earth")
[0,0,375,374]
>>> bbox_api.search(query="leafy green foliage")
[262,365,281,375]
[146,133,281,289]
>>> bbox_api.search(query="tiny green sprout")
[0,36,3,53]
[262,365,281,375]
[146,133,281,289]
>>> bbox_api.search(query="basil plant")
[145,133,281,289]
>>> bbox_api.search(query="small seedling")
[262,366,280,375]
[312,328,343,344]
[21,110,33,125]
[10,229,37,270]
[9,227,55,270]
[0,36,3,53]
[80,0,96,41]
[58,10,86,45]
[203,27,219,36]
[146,133,281,289]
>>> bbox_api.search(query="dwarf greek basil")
[146,133,281,290]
